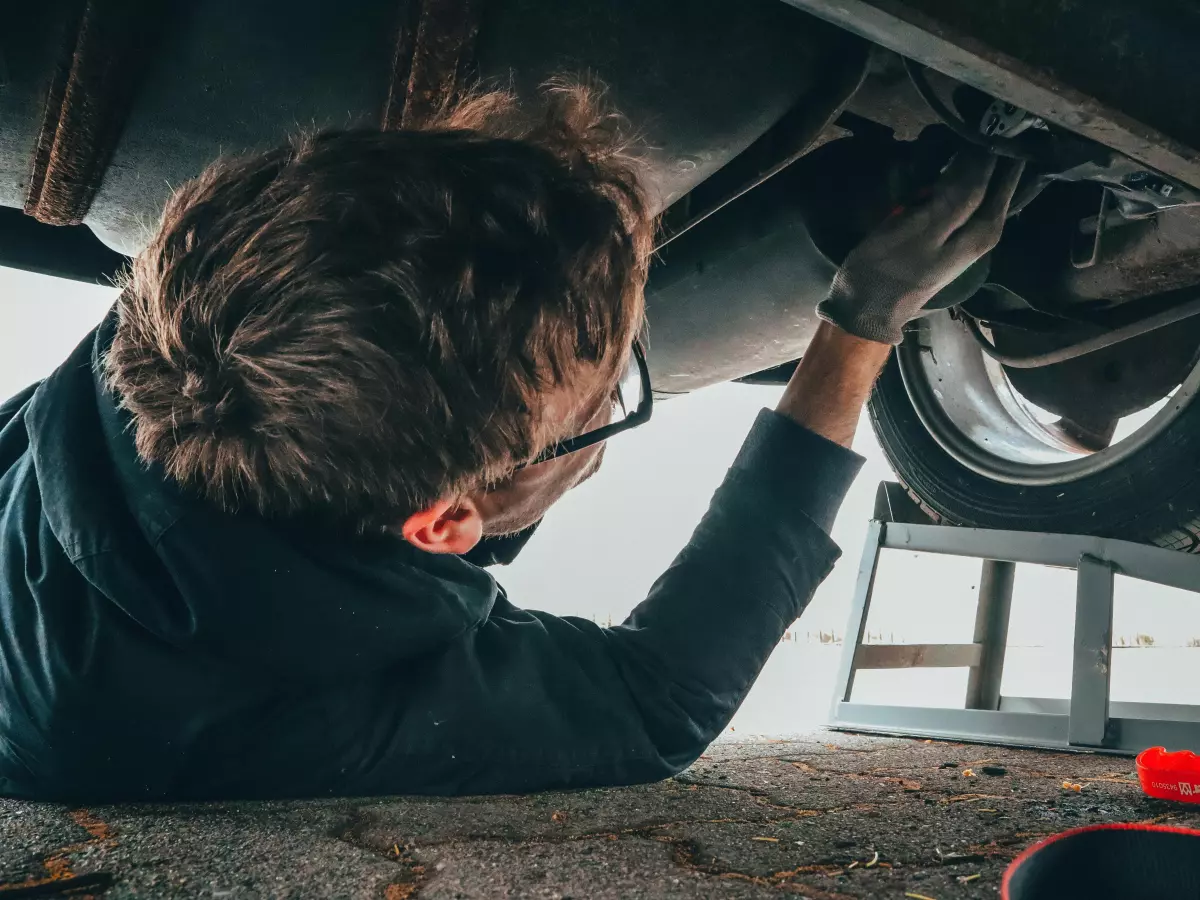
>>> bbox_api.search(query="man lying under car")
[0,83,1020,800]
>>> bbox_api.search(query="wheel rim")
[896,312,1200,487]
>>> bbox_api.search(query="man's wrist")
[815,302,904,346]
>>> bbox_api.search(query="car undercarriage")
[5,0,1200,548]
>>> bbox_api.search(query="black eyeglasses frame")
[521,340,653,467]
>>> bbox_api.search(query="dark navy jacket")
[0,311,861,801]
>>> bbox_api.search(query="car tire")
[868,352,1200,553]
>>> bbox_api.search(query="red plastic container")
[1136,747,1200,803]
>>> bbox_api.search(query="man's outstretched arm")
[296,397,864,796]
[263,151,1023,799]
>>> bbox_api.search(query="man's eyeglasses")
[523,341,653,467]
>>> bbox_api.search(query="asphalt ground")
[2,731,1190,899]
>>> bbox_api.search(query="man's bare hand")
[817,149,1025,345]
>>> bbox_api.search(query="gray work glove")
[817,150,1025,345]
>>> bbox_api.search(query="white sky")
[4,265,1197,733]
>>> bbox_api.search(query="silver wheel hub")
[896,312,1200,486]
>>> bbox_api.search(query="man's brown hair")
[106,81,653,530]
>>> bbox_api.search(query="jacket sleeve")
[300,410,863,797]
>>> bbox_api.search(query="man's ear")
[401,498,484,555]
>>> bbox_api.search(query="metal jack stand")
[828,483,1200,754]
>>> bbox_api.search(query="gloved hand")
[817,149,1025,345]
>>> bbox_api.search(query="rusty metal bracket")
[24,0,170,226]
[383,0,482,131]
[779,0,1200,188]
